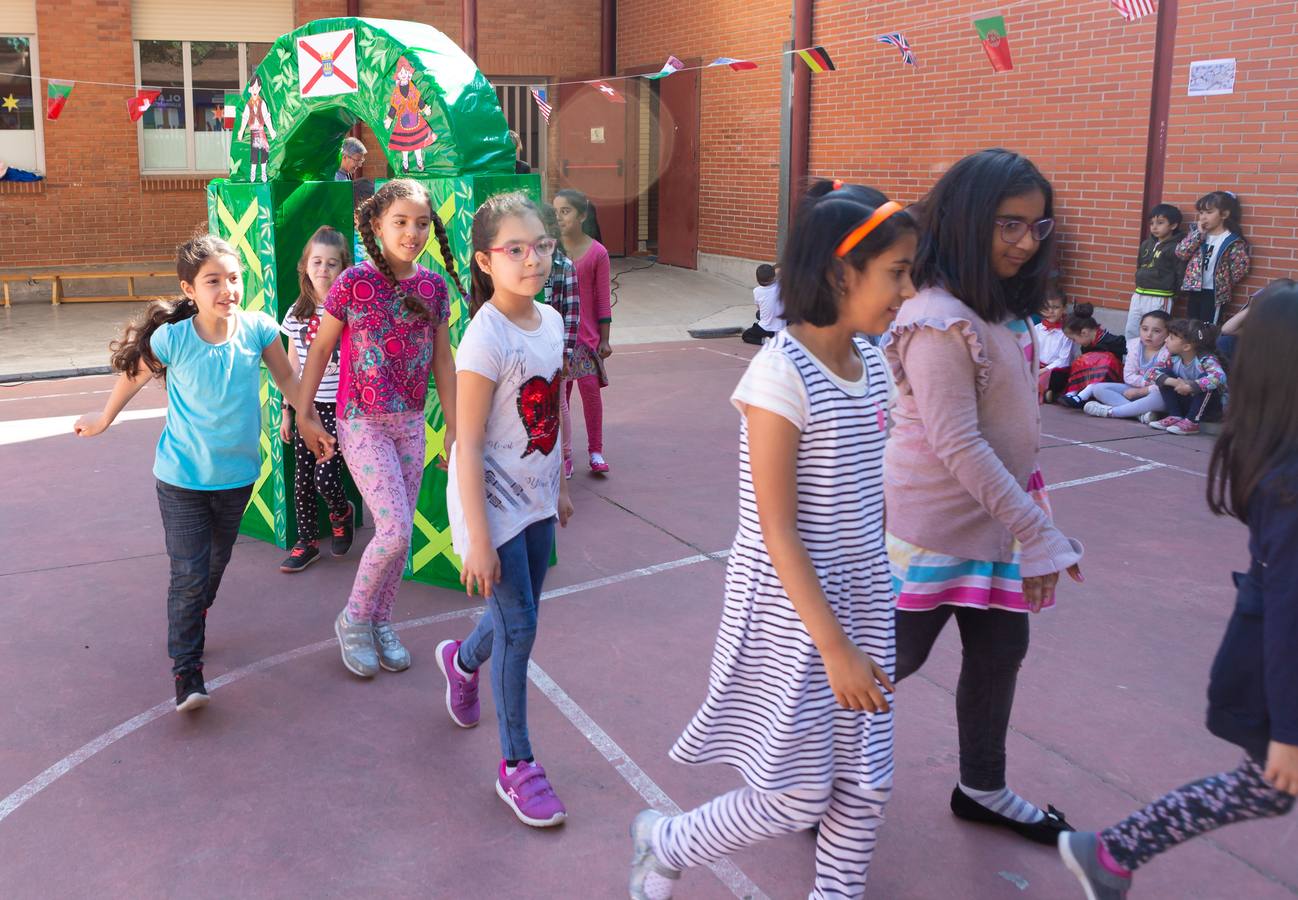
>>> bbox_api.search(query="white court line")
[530,661,770,900]
[0,407,166,446]
[1044,463,1163,492]
[0,388,112,404]
[1042,431,1205,478]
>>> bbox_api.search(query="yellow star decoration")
[1,95,19,112]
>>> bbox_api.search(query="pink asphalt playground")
[0,339,1293,899]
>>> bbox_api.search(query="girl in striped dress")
[629,181,918,900]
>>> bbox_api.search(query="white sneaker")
[1138,411,1159,425]
[1083,401,1112,418]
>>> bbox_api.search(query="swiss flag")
[127,90,161,122]
[592,81,625,104]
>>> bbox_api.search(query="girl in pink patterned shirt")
[297,179,463,679]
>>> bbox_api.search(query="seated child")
[1149,318,1227,436]
[1073,310,1170,419]
[741,264,784,345]
[1124,203,1185,340]
[1052,302,1126,403]
[1036,286,1073,401]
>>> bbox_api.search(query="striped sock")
[959,783,1045,824]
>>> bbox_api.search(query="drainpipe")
[601,0,616,75]
[462,0,478,61]
[787,0,812,231]
[1139,0,1177,243]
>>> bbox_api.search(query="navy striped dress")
[671,332,896,792]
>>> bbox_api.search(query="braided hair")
[355,179,465,320]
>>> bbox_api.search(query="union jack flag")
[876,32,916,67]
[1111,0,1156,21]
[531,88,552,124]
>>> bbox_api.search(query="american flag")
[876,32,916,66]
[1111,0,1156,21]
[530,87,552,124]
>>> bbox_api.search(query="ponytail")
[110,298,198,379]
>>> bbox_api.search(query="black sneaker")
[950,786,1074,845]
[174,668,209,713]
[1061,392,1084,409]
[330,502,356,557]
[279,541,321,573]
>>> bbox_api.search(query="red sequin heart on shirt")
[516,371,562,458]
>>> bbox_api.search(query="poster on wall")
[1188,58,1236,96]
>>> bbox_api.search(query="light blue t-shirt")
[150,309,279,490]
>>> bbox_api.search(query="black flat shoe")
[949,786,1074,846]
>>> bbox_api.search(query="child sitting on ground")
[1051,303,1126,403]
[1073,309,1171,420]
[1149,318,1227,436]
[1036,285,1073,401]
[742,264,784,345]
[1124,204,1185,340]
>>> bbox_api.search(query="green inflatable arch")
[206,17,537,589]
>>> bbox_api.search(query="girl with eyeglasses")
[553,188,614,475]
[436,192,574,829]
[883,148,1085,845]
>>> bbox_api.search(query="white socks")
[959,783,1045,824]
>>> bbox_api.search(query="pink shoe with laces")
[496,760,568,827]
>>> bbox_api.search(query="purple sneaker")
[435,639,479,728]
[496,760,567,827]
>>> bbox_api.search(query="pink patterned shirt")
[324,261,450,418]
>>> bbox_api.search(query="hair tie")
[1224,190,1237,198]
[834,201,904,258]
[831,179,844,191]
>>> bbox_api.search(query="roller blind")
[0,0,36,33]
[131,0,292,42]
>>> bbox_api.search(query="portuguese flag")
[974,15,1013,73]
[46,80,74,121]
[796,46,836,74]
[223,92,239,128]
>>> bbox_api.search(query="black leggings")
[292,401,350,542]
[895,606,1030,791]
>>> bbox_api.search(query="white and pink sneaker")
[496,760,567,827]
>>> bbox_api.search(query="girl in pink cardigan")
[884,149,1084,846]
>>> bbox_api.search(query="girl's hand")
[437,427,455,473]
[1123,388,1142,400]
[279,411,292,444]
[823,641,894,713]
[1265,741,1298,796]
[557,490,574,527]
[1175,382,1194,396]
[597,339,612,360]
[296,412,336,461]
[73,413,108,437]
[461,541,500,597]
[1022,563,1084,613]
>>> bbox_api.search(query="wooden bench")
[1,270,174,307]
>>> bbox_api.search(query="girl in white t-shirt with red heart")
[437,192,575,829]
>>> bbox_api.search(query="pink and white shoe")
[435,639,479,728]
[496,760,567,827]
[1167,419,1200,436]
[589,452,610,475]
[1149,416,1179,431]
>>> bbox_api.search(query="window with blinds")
[490,78,549,177]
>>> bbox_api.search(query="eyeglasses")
[489,237,557,262]
[995,217,1055,244]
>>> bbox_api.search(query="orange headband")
[834,201,904,258]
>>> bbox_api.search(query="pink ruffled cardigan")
[883,286,1083,578]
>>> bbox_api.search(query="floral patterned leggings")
[336,411,426,624]
[1101,755,1294,872]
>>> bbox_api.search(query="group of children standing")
[69,150,1295,898]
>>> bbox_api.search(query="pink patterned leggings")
[562,375,604,456]
[337,411,425,624]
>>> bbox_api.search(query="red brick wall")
[0,0,598,271]
[618,0,789,261]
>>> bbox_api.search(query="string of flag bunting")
[0,1,1156,125]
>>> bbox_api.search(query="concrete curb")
[0,365,113,384]
[687,327,743,339]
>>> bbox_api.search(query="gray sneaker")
[334,609,379,678]
[629,809,680,900]
[1059,831,1131,899]
[373,623,411,672]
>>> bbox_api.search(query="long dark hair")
[1208,279,1298,522]
[1196,190,1245,239]
[109,234,238,379]
[555,188,603,243]
[468,191,547,317]
[355,178,464,320]
[911,148,1056,322]
[779,180,916,327]
[292,226,351,321]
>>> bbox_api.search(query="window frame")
[488,76,550,178]
[132,39,257,176]
[0,32,47,174]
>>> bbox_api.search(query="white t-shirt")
[447,302,565,556]
[281,306,340,404]
[731,332,881,430]
[1202,232,1230,290]
[753,282,786,332]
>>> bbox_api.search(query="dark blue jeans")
[1158,385,1223,423]
[458,517,556,762]
[156,480,253,675]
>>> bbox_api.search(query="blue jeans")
[156,480,253,675]
[458,518,556,762]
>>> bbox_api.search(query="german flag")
[796,46,836,73]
